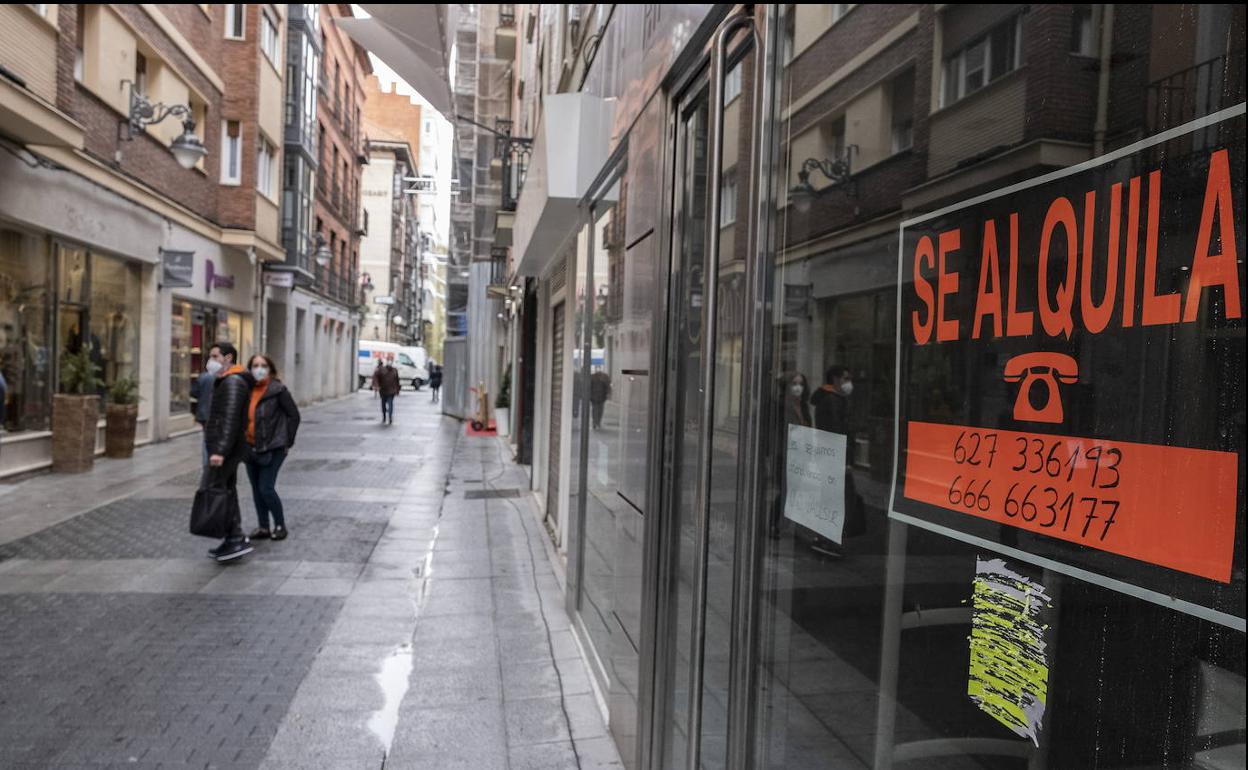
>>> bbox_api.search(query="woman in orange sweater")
[242,354,301,541]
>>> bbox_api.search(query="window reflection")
[755,4,1245,769]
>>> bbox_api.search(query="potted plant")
[495,365,511,438]
[52,347,101,473]
[104,376,140,459]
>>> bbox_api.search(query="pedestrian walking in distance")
[204,343,255,562]
[242,354,300,542]
[190,344,224,467]
[428,361,442,403]
[372,354,401,424]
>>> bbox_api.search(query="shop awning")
[335,4,456,121]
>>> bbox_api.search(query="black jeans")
[430,386,440,403]
[203,451,246,542]
[591,400,605,428]
[380,393,396,420]
[244,447,288,530]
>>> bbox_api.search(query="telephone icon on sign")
[1003,352,1079,424]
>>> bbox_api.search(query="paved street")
[0,390,621,770]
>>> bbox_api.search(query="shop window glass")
[754,5,1245,770]
[169,300,193,415]
[89,253,140,392]
[0,227,53,433]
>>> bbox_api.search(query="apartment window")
[261,12,280,67]
[781,5,796,63]
[890,69,916,153]
[221,120,242,184]
[257,137,277,198]
[822,116,846,159]
[1071,5,1101,57]
[224,3,244,40]
[74,6,86,81]
[724,62,742,104]
[134,53,148,96]
[941,14,1023,107]
[719,172,738,227]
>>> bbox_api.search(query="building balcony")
[485,248,510,299]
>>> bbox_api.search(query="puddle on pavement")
[367,643,414,754]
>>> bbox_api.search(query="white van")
[357,340,423,390]
[399,346,430,389]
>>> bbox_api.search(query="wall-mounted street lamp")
[360,272,375,292]
[313,233,332,267]
[788,145,858,214]
[122,80,207,170]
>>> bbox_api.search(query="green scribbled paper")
[968,556,1051,746]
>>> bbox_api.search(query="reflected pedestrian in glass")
[242,354,300,542]
[191,344,223,467]
[770,372,811,539]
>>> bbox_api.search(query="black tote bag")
[190,467,240,538]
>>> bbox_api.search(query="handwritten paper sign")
[784,424,847,544]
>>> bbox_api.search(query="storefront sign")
[161,249,194,288]
[374,296,395,305]
[205,259,235,294]
[263,271,294,288]
[783,424,847,544]
[891,107,1245,624]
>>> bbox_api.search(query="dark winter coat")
[205,368,255,458]
[810,387,850,435]
[248,380,301,453]
[373,364,401,396]
[191,369,216,424]
[428,366,443,388]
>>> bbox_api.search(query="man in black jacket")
[203,342,255,562]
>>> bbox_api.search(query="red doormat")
[466,420,496,437]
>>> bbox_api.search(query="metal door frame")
[636,6,774,769]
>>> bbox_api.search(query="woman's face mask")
[252,366,270,381]
[790,384,804,397]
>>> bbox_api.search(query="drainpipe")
[1093,4,1116,155]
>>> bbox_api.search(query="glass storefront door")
[635,4,1245,770]
[747,4,1246,769]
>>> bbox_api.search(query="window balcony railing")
[499,5,516,27]
[1147,51,1244,135]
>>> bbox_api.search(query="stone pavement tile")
[565,693,611,742]
[508,740,581,770]
[274,576,356,597]
[410,633,498,671]
[426,558,498,579]
[420,588,493,617]
[389,701,506,758]
[549,629,582,661]
[197,570,283,595]
[0,558,80,576]
[73,558,167,575]
[259,711,384,764]
[289,560,365,579]
[406,664,502,708]
[323,614,413,645]
[337,594,416,620]
[125,571,215,594]
[286,671,386,712]
[504,695,572,748]
[36,571,137,593]
[502,658,564,701]
[577,735,627,768]
[495,630,556,665]
[311,643,395,676]
[385,750,508,770]
[358,562,421,581]
[0,573,60,593]
[552,655,594,697]
[411,611,494,642]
